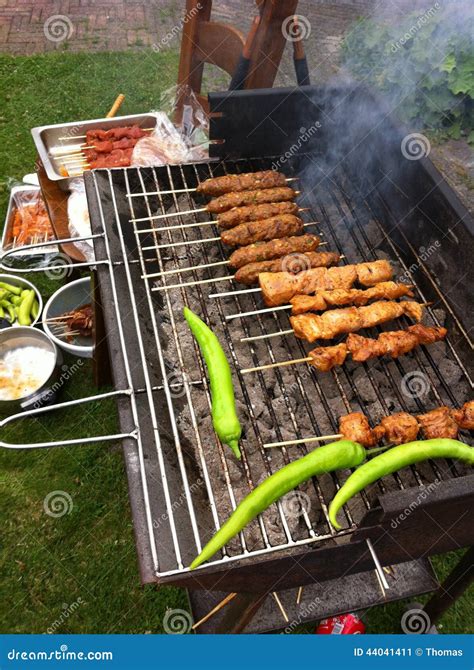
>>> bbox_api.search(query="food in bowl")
[0,344,56,401]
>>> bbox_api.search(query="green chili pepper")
[329,439,474,530]
[0,305,4,319]
[17,289,35,326]
[10,295,21,306]
[0,281,21,296]
[3,303,15,323]
[190,440,366,569]
[31,299,40,321]
[184,306,242,459]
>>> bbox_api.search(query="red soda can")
[315,613,365,634]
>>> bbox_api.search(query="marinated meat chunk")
[417,407,459,440]
[339,412,377,447]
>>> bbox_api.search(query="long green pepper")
[183,307,242,460]
[190,440,366,569]
[329,438,474,529]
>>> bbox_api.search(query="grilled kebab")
[290,282,414,314]
[291,300,424,342]
[207,187,297,214]
[308,324,447,371]
[196,170,287,196]
[259,260,393,306]
[220,214,304,247]
[235,252,341,285]
[228,234,321,268]
[337,401,474,447]
[218,201,299,229]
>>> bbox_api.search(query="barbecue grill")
[81,85,473,599]
[1,84,471,631]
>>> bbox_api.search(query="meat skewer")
[218,201,302,229]
[130,187,300,222]
[208,186,298,214]
[290,282,415,314]
[224,281,413,321]
[241,324,446,374]
[220,214,304,247]
[290,300,425,343]
[228,234,321,268]
[263,400,474,449]
[259,259,393,306]
[195,170,294,196]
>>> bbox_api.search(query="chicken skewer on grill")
[241,324,445,374]
[290,282,415,314]
[290,300,425,342]
[259,259,393,306]
[263,401,474,449]
[225,281,414,321]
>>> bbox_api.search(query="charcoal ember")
[438,357,463,387]
[433,308,446,325]
[352,367,390,404]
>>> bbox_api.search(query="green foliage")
[342,7,473,140]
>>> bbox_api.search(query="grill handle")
[0,390,136,450]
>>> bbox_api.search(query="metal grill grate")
[86,154,472,582]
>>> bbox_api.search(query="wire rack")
[79,154,473,581]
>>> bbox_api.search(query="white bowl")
[0,273,43,327]
[42,276,93,358]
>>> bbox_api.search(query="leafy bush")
[341,6,473,141]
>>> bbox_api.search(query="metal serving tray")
[1,184,58,257]
[31,113,159,183]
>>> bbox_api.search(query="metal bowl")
[42,276,93,358]
[0,273,43,327]
[0,327,62,415]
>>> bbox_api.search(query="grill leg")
[422,547,474,627]
[215,592,267,634]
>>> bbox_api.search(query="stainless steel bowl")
[0,327,63,415]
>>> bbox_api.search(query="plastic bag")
[131,85,209,167]
[67,178,95,262]
[9,186,53,248]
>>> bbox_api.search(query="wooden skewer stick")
[191,592,237,630]
[242,356,310,374]
[265,433,343,448]
[151,275,235,292]
[296,586,303,605]
[226,304,291,320]
[130,192,302,222]
[51,145,95,156]
[209,286,262,298]
[133,208,311,233]
[242,329,293,342]
[272,592,289,623]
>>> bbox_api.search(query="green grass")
[0,50,472,635]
